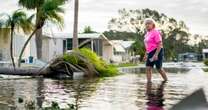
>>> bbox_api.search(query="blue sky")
[1,0,208,35]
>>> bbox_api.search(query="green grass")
[117,63,138,67]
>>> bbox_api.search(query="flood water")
[0,63,208,110]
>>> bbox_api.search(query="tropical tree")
[19,0,67,60]
[73,0,79,49]
[0,9,33,69]
[18,0,65,67]
[83,26,96,33]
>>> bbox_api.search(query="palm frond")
[36,0,65,29]
[0,13,12,40]
[19,0,44,9]
[0,13,12,27]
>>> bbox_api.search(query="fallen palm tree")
[0,48,118,79]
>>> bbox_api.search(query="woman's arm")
[153,30,163,60]
[155,42,162,56]
[153,41,163,60]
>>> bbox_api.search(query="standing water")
[0,63,207,110]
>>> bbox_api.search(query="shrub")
[63,48,118,77]
[63,53,79,65]
[97,65,118,77]
[79,48,118,77]
[204,59,208,66]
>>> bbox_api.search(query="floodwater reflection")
[146,82,166,110]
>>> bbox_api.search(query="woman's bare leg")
[157,68,168,81]
[146,66,153,82]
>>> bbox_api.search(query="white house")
[111,40,135,63]
[0,29,141,66]
[202,49,208,59]
[0,31,36,65]
[41,33,113,63]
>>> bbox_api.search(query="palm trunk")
[10,27,16,70]
[35,28,42,59]
[35,8,43,60]
[18,28,39,67]
[72,0,79,49]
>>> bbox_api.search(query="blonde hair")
[144,18,156,28]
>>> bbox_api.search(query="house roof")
[111,40,134,49]
[178,52,199,56]
[113,43,125,52]
[121,41,134,48]
[111,40,134,52]
[43,32,113,45]
[43,33,103,39]
[202,49,208,53]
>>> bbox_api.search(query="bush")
[204,59,208,66]
[63,48,118,77]
[97,65,118,77]
[79,48,118,77]
[63,53,79,65]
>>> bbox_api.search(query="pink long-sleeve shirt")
[144,29,162,53]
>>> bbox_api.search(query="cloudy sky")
[1,0,208,35]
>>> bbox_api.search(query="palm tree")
[73,0,79,49]
[0,9,33,70]
[18,0,66,60]
[18,0,65,67]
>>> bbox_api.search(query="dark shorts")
[146,48,164,69]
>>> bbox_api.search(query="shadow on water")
[146,81,166,110]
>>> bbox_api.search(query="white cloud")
[0,0,208,35]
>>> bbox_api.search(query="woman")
[143,18,168,83]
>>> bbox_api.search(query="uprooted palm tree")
[19,0,67,60]
[18,0,65,67]
[0,9,33,70]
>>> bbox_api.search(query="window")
[63,39,73,52]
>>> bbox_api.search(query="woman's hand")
[143,54,147,61]
[152,54,158,61]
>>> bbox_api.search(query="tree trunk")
[18,28,39,67]
[35,8,43,60]
[10,27,16,70]
[72,0,79,49]
[0,67,40,76]
[35,28,42,59]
